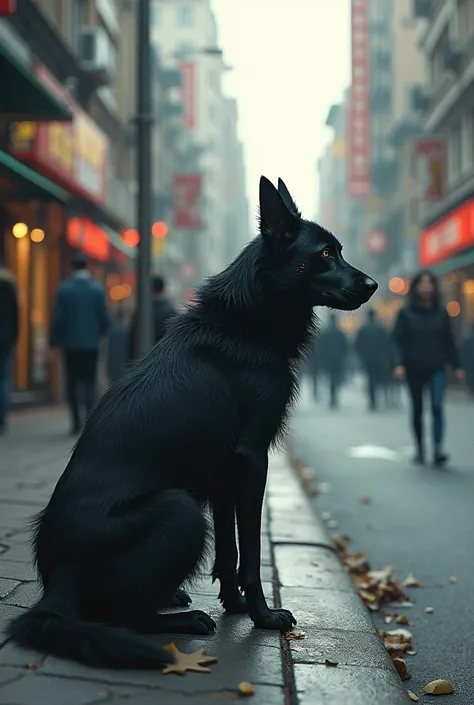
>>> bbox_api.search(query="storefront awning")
[0,42,72,121]
[0,150,69,202]
[430,247,474,276]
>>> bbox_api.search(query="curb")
[266,450,411,705]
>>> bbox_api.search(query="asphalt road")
[292,377,474,704]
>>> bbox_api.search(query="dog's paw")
[252,608,296,632]
[163,588,192,608]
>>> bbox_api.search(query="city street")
[292,378,474,704]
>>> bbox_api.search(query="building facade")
[0,0,140,404]
[416,0,474,333]
[151,0,248,289]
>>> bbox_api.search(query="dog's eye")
[322,249,331,258]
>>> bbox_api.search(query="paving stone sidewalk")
[0,409,410,704]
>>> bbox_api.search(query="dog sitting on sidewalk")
[6,177,377,669]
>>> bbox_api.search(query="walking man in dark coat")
[50,252,110,434]
[355,309,392,411]
[319,314,348,409]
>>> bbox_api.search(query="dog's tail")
[6,567,173,670]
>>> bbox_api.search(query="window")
[151,4,160,26]
[178,5,192,27]
[176,43,193,59]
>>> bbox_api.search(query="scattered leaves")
[161,643,218,675]
[423,680,454,695]
[407,690,420,702]
[425,607,434,614]
[238,682,255,697]
[393,657,411,681]
[380,628,413,656]
[360,495,372,504]
[384,615,393,625]
[395,614,409,625]
[324,659,339,667]
[332,533,351,552]
[401,573,423,588]
[286,631,306,640]
[449,576,457,584]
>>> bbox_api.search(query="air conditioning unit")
[78,27,116,87]
[442,41,464,72]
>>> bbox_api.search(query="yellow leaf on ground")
[324,659,339,667]
[425,606,434,614]
[238,681,255,696]
[407,690,419,702]
[161,643,218,675]
[401,573,423,588]
[423,679,454,695]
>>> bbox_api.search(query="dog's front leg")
[235,447,296,631]
[212,498,247,614]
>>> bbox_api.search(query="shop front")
[420,198,474,337]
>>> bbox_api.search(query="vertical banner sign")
[0,0,16,15]
[413,138,446,202]
[348,0,371,197]
[180,62,196,130]
[173,173,203,229]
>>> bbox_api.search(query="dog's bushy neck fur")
[194,237,317,362]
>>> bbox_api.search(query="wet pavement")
[0,408,411,704]
[292,377,474,704]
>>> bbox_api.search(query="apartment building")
[150,0,233,280]
[415,0,474,330]
[0,0,139,403]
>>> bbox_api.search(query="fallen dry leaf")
[332,533,351,552]
[407,690,419,702]
[448,576,457,584]
[423,679,454,695]
[396,614,409,625]
[161,643,218,675]
[286,631,306,640]
[380,628,413,655]
[425,607,434,614]
[238,682,255,697]
[401,573,423,588]
[344,551,371,575]
[26,660,40,670]
[324,659,339,667]
[393,656,411,681]
[384,615,393,625]
[407,650,418,656]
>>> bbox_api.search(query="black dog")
[7,177,377,669]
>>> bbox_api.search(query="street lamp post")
[135,0,153,357]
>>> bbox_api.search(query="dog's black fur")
[6,177,377,669]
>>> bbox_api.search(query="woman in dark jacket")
[392,270,464,466]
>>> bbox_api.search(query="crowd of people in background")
[1,253,474,463]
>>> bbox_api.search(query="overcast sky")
[210,0,350,229]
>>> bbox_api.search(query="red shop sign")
[420,199,474,267]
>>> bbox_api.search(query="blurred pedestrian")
[392,270,464,466]
[49,252,110,434]
[107,308,129,385]
[319,314,348,409]
[462,322,474,398]
[0,259,18,434]
[128,275,177,361]
[355,309,392,411]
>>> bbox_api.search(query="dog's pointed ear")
[259,176,300,241]
[277,178,302,218]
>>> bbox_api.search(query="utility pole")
[135,0,153,357]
